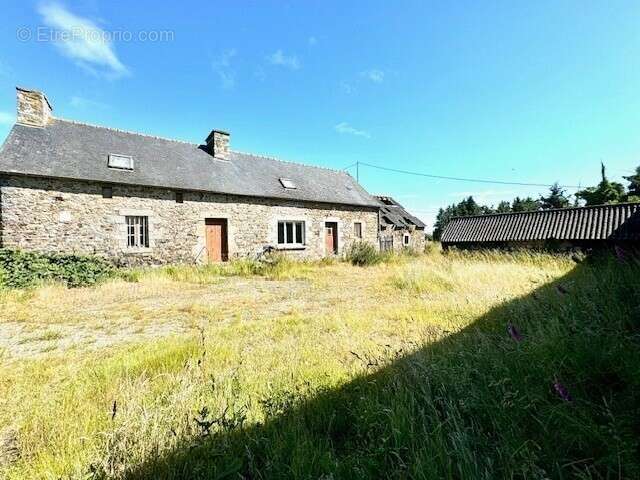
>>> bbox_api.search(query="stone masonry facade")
[380,228,425,253]
[0,175,379,265]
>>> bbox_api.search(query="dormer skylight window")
[108,154,134,170]
[279,178,297,189]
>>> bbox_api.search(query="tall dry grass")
[0,249,638,479]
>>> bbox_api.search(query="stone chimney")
[205,130,230,159]
[16,87,53,127]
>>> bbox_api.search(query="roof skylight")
[108,154,134,170]
[279,178,297,189]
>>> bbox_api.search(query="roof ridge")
[53,117,199,146]
[230,149,349,175]
[450,202,640,220]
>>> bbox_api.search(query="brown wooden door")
[325,222,338,255]
[325,227,334,254]
[205,218,228,262]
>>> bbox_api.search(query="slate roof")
[0,119,381,208]
[441,203,640,244]
[375,196,426,229]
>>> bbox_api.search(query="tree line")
[433,164,640,239]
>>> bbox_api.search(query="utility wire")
[341,162,359,171]
[343,161,582,189]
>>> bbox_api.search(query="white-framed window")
[354,222,363,239]
[277,220,305,246]
[403,233,411,246]
[126,216,149,248]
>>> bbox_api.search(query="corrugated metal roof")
[441,203,640,244]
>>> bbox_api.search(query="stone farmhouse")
[377,195,426,252]
[0,87,383,265]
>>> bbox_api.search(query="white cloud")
[69,96,109,109]
[212,49,237,89]
[37,2,129,79]
[361,69,384,83]
[308,36,317,46]
[334,122,370,139]
[0,111,15,125]
[267,50,300,70]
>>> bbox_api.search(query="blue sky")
[1,1,640,229]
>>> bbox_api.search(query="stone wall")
[0,175,379,265]
[380,227,425,253]
[16,88,52,127]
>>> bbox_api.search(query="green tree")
[495,200,511,213]
[623,166,640,202]
[511,196,540,212]
[432,207,454,241]
[575,163,625,206]
[433,196,488,240]
[539,183,570,210]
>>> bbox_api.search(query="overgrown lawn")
[0,249,638,479]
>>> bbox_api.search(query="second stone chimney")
[205,130,230,159]
[16,87,53,127]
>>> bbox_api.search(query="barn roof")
[0,119,381,208]
[441,203,640,244]
[375,195,426,229]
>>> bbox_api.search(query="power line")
[343,161,582,189]
[341,162,359,171]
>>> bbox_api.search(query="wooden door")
[205,218,228,262]
[325,227,334,254]
[325,222,338,255]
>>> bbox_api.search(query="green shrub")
[0,249,115,289]
[118,269,142,283]
[345,242,382,266]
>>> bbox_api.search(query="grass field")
[0,249,638,479]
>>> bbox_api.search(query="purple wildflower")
[553,380,573,402]
[614,245,626,264]
[507,323,523,342]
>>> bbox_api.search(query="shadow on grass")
[122,254,640,479]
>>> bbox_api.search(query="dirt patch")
[0,276,320,359]
[0,320,191,358]
[0,427,19,467]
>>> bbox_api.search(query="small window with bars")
[354,222,363,239]
[277,220,305,246]
[126,216,149,248]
